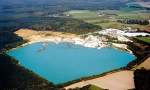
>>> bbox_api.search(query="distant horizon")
[0,0,132,5]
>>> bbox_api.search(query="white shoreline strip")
[15,29,135,52]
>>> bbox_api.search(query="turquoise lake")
[7,42,135,84]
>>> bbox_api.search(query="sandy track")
[65,70,135,90]
[136,57,150,69]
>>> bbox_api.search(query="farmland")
[65,10,150,30]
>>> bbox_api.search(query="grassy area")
[136,37,150,43]
[66,10,99,19]
[65,10,150,30]
[89,85,105,90]
[71,84,105,90]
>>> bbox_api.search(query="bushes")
[68,84,106,90]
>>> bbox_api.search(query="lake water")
[7,42,135,84]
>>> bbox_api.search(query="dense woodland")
[0,31,23,50]
[134,69,150,90]
[117,19,149,25]
[29,17,101,34]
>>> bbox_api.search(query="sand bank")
[15,29,108,49]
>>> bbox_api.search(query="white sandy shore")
[65,70,135,90]
[15,29,108,49]
[15,29,136,52]
[112,43,133,54]
[98,28,150,37]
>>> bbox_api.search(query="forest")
[134,69,150,90]
[117,19,149,25]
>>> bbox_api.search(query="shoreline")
[14,28,150,54]
[13,29,133,53]
[14,29,108,48]
[4,45,149,90]
[5,40,137,88]
[61,55,150,90]
[4,28,150,90]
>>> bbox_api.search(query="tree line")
[117,19,149,25]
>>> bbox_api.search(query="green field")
[77,84,105,90]
[88,85,105,90]
[136,37,150,43]
[64,10,150,30]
